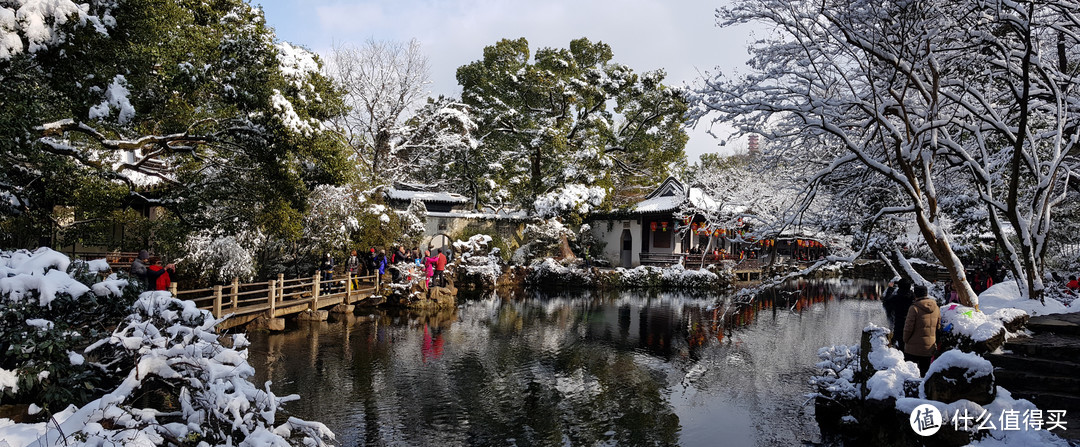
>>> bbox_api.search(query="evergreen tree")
[0,0,350,251]
[457,37,688,211]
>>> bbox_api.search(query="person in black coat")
[884,278,914,351]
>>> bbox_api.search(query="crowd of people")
[337,245,453,290]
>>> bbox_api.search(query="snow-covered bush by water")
[452,234,503,289]
[525,258,724,290]
[0,249,333,446]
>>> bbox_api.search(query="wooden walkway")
[174,273,381,331]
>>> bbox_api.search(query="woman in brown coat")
[903,285,940,376]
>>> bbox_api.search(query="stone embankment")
[986,312,1080,442]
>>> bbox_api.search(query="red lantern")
[713,229,721,237]
[691,222,699,232]
[683,215,692,225]
[650,222,657,232]
[661,222,668,231]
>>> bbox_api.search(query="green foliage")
[0,269,141,410]
[0,0,351,255]
[456,37,688,210]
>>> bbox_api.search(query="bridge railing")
[172,272,380,320]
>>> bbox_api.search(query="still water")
[245,279,888,446]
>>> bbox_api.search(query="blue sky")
[254,0,756,161]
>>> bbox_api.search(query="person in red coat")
[434,249,448,287]
[145,256,176,292]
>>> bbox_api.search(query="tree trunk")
[913,211,979,309]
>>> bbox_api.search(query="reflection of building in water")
[575,300,690,360]
[572,279,889,362]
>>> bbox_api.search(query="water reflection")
[246,279,888,446]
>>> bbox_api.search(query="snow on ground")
[978,281,1074,316]
[940,280,1076,345]
[811,273,1079,446]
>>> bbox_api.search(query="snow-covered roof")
[386,188,470,204]
[631,177,720,214]
[426,210,531,220]
[633,195,682,213]
[688,187,718,213]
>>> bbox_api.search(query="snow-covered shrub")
[809,344,859,401]
[526,257,595,288]
[516,218,576,264]
[0,249,333,446]
[0,248,140,410]
[608,264,722,290]
[524,259,725,290]
[533,184,605,219]
[28,292,334,446]
[183,230,261,284]
[452,234,503,290]
[397,198,428,246]
[303,184,366,254]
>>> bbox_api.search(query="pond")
[245,279,888,446]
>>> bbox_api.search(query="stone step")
[1027,313,1080,336]
[1005,392,1080,440]
[984,353,1080,378]
[1003,333,1080,361]
[994,370,1080,395]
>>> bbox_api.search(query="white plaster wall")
[592,219,642,267]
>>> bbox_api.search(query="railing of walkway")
[173,272,380,321]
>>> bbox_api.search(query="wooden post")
[231,278,239,310]
[169,282,178,297]
[312,274,320,311]
[375,273,380,296]
[268,280,276,316]
[213,285,223,319]
[277,274,285,304]
[346,272,353,303]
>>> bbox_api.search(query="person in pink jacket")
[423,250,437,289]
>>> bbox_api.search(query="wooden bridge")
[173,273,382,331]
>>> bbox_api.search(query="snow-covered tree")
[405,96,489,207]
[0,0,350,250]
[693,0,1080,305]
[326,39,431,185]
[457,37,688,211]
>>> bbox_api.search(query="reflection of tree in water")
[244,279,886,446]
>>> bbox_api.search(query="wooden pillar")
[346,272,353,303]
[169,282,177,297]
[268,279,277,316]
[277,274,285,304]
[312,274,320,311]
[213,285,223,319]
[231,278,239,310]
